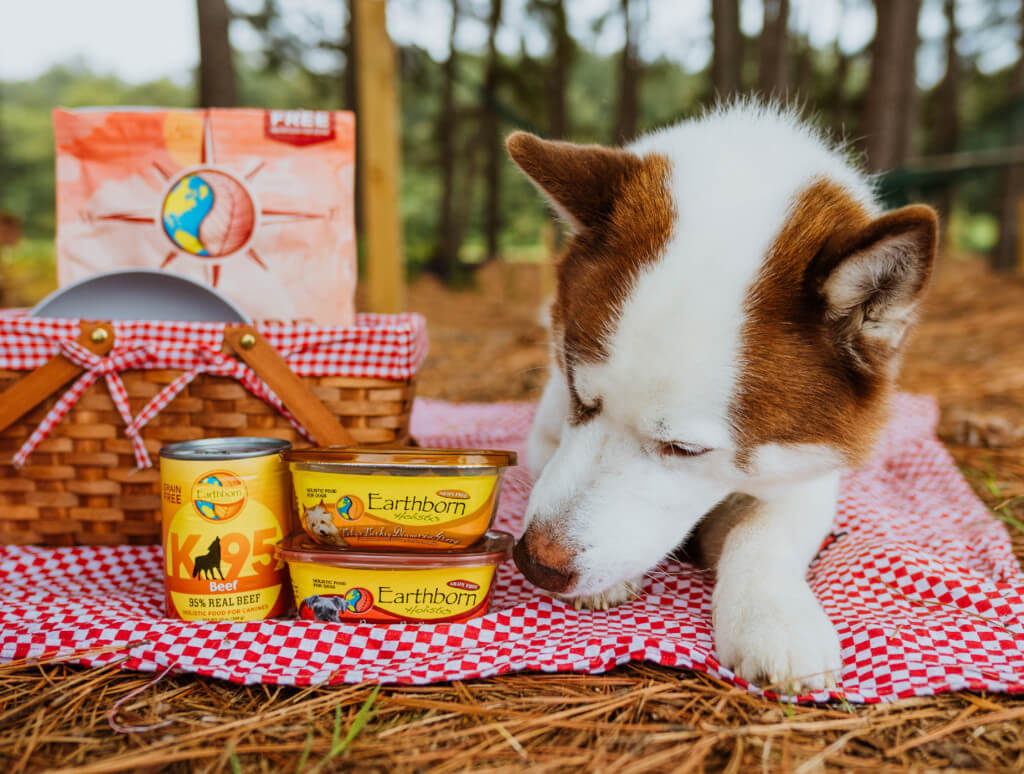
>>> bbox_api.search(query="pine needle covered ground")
[3,256,1024,773]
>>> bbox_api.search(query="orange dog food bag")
[53,107,356,325]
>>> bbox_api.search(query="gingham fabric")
[2,393,1023,703]
[0,312,427,468]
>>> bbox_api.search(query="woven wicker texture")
[0,369,415,546]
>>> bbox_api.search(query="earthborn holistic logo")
[191,471,248,522]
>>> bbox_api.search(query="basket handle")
[0,321,115,435]
[223,325,355,447]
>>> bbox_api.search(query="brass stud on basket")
[239,333,257,350]
[89,327,109,344]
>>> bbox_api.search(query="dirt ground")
[4,254,1024,772]
[406,262,552,403]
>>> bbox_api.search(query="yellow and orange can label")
[159,439,291,621]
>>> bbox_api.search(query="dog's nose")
[513,525,577,594]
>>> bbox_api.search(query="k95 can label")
[160,438,291,621]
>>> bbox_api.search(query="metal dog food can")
[159,437,292,621]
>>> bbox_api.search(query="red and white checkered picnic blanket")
[2,393,1023,703]
[0,312,427,467]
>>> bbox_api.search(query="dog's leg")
[526,366,569,479]
[701,472,843,693]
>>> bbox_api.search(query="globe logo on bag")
[192,471,247,522]
[161,169,255,258]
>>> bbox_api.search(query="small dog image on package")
[53,107,356,325]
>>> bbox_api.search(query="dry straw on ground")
[3,257,1024,773]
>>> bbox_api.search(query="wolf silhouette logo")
[192,536,224,580]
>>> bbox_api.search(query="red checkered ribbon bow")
[14,343,312,471]
[122,347,311,461]
[14,340,157,468]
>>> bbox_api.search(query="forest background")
[3,0,1024,302]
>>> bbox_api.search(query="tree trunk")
[758,0,789,97]
[546,0,571,139]
[993,4,1024,273]
[614,0,642,143]
[196,0,237,107]
[931,0,960,226]
[792,32,814,102]
[482,0,504,262]
[863,0,921,171]
[428,0,462,280]
[343,0,363,233]
[711,0,741,98]
[831,38,850,131]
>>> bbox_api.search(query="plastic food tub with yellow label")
[282,447,517,550]
[276,530,513,623]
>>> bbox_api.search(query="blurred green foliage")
[1,239,57,306]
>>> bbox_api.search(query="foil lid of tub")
[275,530,514,569]
[281,446,517,468]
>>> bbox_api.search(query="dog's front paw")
[558,578,644,611]
[713,582,842,693]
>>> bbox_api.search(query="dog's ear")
[506,132,641,232]
[813,204,938,375]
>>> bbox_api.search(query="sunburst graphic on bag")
[85,114,326,288]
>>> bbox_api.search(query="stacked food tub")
[278,447,517,623]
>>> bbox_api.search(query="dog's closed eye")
[658,442,711,458]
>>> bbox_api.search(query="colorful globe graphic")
[344,587,373,614]
[192,471,246,521]
[161,169,255,257]
[336,495,363,521]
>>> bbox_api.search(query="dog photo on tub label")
[299,595,347,622]
[507,101,937,692]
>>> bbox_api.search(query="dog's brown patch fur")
[731,180,937,467]
[505,132,676,424]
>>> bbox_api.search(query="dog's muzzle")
[513,524,577,594]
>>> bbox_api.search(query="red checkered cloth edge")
[2,393,1023,703]
[0,312,427,468]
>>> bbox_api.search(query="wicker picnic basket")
[0,313,427,546]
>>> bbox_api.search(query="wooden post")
[356,0,405,313]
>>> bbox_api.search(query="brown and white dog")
[507,102,937,691]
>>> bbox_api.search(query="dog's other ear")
[815,204,938,375]
[506,132,641,232]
